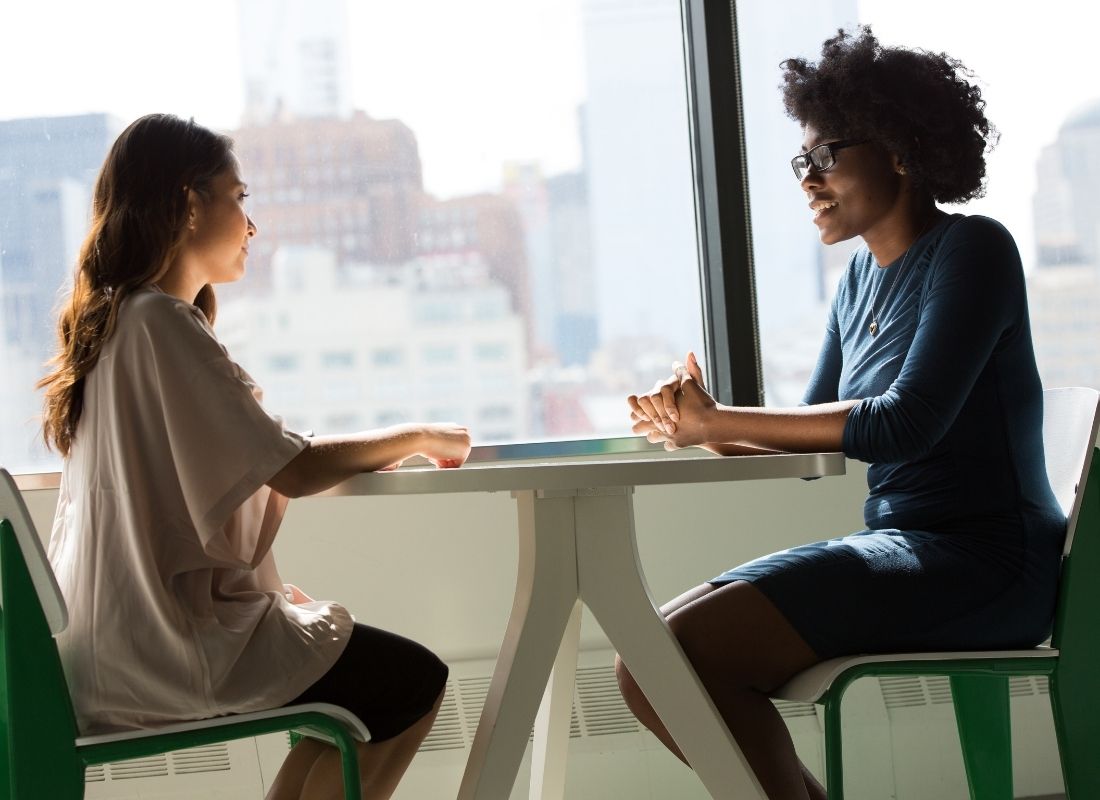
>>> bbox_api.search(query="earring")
[897,165,908,175]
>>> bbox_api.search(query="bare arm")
[693,399,857,453]
[628,352,854,454]
[268,422,471,498]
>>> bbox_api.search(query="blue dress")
[711,215,1065,659]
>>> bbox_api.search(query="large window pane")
[0,0,704,472]
[741,1,1100,404]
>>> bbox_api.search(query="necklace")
[868,219,934,337]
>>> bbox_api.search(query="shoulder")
[114,288,224,362]
[928,214,1023,277]
[121,288,210,333]
[939,214,1019,254]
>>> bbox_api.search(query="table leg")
[530,599,581,800]
[458,491,581,800]
[573,490,768,800]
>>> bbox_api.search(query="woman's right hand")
[417,423,472,469]
[628,351,706,436]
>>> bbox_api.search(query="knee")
[665,610,749,690]
[665,610,709,667]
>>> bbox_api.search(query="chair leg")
[950,675,1013,800]
[1050,673,1100,799]
[331,732,363,800]
[822,693,845,800]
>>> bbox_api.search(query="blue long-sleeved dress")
[711,214,1065,658]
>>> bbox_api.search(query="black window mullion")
[681,0,763,407]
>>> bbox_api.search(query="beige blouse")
[48,287,353,734]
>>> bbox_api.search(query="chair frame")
[0,469,368,800]
[775,387,1100,799]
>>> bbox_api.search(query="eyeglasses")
[790,139,868,181]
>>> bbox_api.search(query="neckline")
[873,212,953,270]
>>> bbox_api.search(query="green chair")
[774,386,1100,799]
[0,468,369,799]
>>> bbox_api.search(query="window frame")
[682,0,762,408]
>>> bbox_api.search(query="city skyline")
[2,0,1094,230]
[2,0,1098,470]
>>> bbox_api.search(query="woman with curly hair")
[618,27,1061,799]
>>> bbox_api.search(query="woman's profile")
[621,27,1062,800]
[41,113,471,799]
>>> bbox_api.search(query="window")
[480,405,513,422]
[371,348,404,368]
[1,0,713,472]
[421,344,458,365]
[321,351,355,369]
[737,2,1100,404]
[474,343,509,362]
[376,410,407,426]
[268,354,301,372]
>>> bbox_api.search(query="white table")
[324,451,845,799]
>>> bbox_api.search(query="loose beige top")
[48,287,353,734]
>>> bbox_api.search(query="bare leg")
[615,581,826,800]
[266,738,330,800]
[294,688,446,800]
[266,689,445,800]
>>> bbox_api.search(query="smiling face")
[186,154,257,286]
[799,123,908,248]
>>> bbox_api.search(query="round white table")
[323,451,846,799]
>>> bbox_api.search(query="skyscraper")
[1028,97,1100,390]
[0,113,123,356]
[0,113,123,469]
[232,111,425,289]
[581,0,700,355]
[1034,99,1100,268]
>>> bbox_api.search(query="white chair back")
[0,468,68,635]
[1041,388,1100,556]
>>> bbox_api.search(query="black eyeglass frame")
[790,139,869,181]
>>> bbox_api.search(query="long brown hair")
[39,114,234,456]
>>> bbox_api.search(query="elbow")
[844,398,943,464]
[267,471,307,499]
[863,431,938,464]
[267,445,313,498]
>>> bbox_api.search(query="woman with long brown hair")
[42,113,471,800]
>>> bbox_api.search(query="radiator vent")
[775,699,818,720]
[84,743,232,783]
[926,676,954,704]
[420,684,466,752]
[105,754,169,780]
[1010,676,1050,696]
[575,665,639,737]
[85,764,106,783]
[171,743,231,774]
[881,674,1051,711]
[880,676,933,709]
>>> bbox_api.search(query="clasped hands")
[627,351,717,450]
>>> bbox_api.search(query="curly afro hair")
[781,26,997,204]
